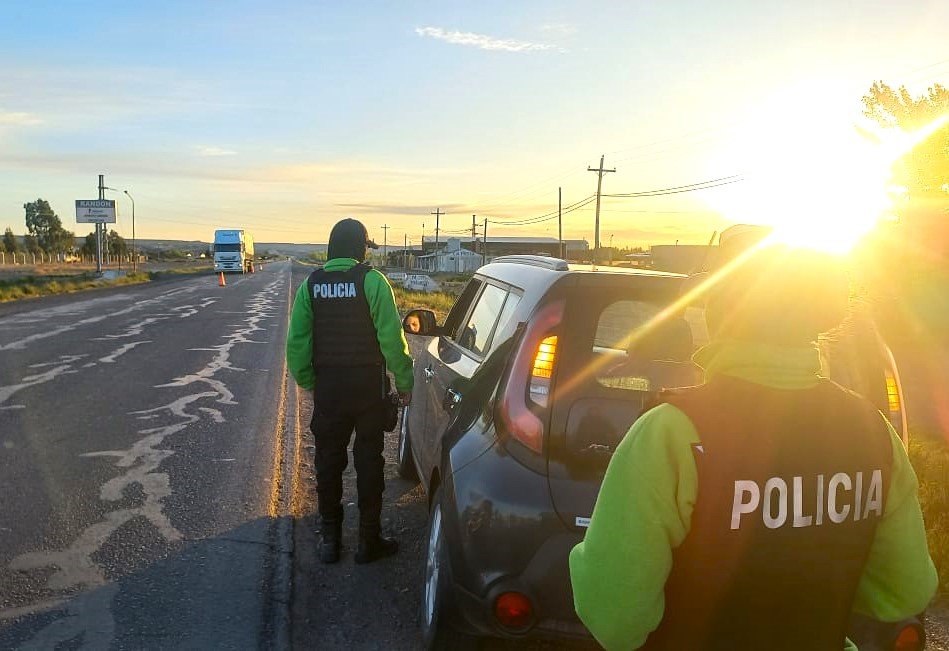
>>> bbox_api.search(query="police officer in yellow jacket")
[570,226,938,649]
[286,218,414,564]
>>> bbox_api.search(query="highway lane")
[0,261,303,649]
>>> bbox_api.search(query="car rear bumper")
[448,533,591,641]
[440,442,591,641]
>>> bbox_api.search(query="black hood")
[327,218,378,261]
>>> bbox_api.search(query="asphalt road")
[0,261,298,649]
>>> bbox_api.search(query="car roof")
[477,256,686,294]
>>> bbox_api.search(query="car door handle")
[424,366,435,379]
[444,388,462,408]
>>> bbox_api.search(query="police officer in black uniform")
[570,226,938,649]
[287,218,414,564]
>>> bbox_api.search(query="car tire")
[397,406,418,481]
[421,487,476,650]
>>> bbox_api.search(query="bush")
[908,435,949,594]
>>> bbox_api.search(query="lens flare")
[712,85,948,255]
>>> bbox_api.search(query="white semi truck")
[213,229,255,273]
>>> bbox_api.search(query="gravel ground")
[290,391,429,650]
[927,600,949,651]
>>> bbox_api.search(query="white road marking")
[3,272,288,644]
[0,285,204,351]
[98,341,151,363]
[0,365,78,407]
[94,317,167,340]
[28,355,87,368]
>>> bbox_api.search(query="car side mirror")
[403,309,438,336]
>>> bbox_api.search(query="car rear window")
[549,284,703,467]
[592,299,702,394]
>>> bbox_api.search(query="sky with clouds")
[1,1,947,247]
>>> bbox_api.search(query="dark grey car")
[397,255,908,648]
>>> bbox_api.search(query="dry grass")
[392,286,456,322]
[0,272,152,302]
[909,434,949,594]
[0,263,213,303]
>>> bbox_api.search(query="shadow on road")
[1,517,287,650]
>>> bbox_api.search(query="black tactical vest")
[643,377,893,651]
[307,263,384,369]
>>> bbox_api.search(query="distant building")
[416,238,482,273]
[422,236,589,261]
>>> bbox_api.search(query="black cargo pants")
[311,365,388,534]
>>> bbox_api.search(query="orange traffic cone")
[218,271,226,287]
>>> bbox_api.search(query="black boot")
[355,523,398,564]
[319,515,342,564]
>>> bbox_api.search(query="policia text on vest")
[731,470,883,530]
[313,281,358,299]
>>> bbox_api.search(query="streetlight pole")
[124,191,136,272]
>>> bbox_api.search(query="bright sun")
[711,83,947,255]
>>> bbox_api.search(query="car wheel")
[397,406,419,481]
[421,487,475,650]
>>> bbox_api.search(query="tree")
[2,227,19,253]
[23,199,74,253]
[80,232,98,257]
[107,230,128,257]
[22,233,40,254]
[862,82,949,194]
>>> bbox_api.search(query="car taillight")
[878,335,908,443]
[885,371,901,415]
[894,622,924,651]
[498,300,565,455]
[529,335,558,408]
[494,591,533,630]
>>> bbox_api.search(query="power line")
[487,194,596,225]
[604,175,743,198]
[491,196,597,228]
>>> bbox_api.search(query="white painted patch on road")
[28,355,87,368]
[99,340,151,363]
[94,316,167,340]
[0,365,78,407]
[199,406,226,423]
[0,284,204,352]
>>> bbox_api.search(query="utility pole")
[431,208,442,256]
[482,219,488,266]
[587,155,615,265]
[96,174,104,273]
[558,187,563,260]
[471,214,477,257]
[123,190,135,273]
[381,224,389,268]
[404,234,408,272]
